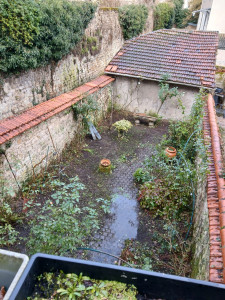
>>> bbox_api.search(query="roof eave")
[105,72,214,90]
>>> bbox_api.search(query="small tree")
[157,74,184,114]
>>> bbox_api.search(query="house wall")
[216,50,225,68]
[207,0,225,34]
[113,76,199,120]
[0,85,112,196]
[197,0,212,31]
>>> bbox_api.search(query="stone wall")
[0,85,112,196]
[191,159,210,280]
[0,8,122,120]
[113,76,199,120]
[0,1,154,121]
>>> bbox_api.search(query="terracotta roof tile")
[105,29,218,88]
[0,75,114,145]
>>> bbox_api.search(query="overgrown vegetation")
[0,202,21,247]
[118,5,148,40]
[134,89,207,220]
[25,176,111,255]
[30,271,137,299]
[154,2,175,30]
[154,0,188,30]
[0,0,97,73]
[72,95,99,130]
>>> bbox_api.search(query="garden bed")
[1,97,205,282]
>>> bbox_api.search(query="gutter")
[105,72,213,91]
[208,94,225,282]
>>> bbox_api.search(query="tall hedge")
[0,0,97,73]
[118,5,148,40]
[154,2,175,30]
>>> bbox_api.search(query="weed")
[120,239,153,271]
[0,202,21,247]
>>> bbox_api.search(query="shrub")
[133,168,151,184]
[112,119,133,137]
[174,0,189,28]
[135,90,207,219]
[118,5,148,40]
[154,2,175,30]
[0,0,40,45]
[0,0,97,73]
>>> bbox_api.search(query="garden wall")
[0,82,112,196]
[0,8,122,120]
[0,1,154,121]
[191,160,210,281]
[113,76,199,120]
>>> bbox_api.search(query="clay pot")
[165,146,177,158]
[99,159,111,173]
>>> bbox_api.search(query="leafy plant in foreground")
[31,271,137,299]
[26,176,110,255]
[0,202,21,247]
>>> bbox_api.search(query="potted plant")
[10,253,225,300]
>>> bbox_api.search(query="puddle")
[89,193,138,264]
[88,154,141,264]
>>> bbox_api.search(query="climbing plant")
[0,0,97,73]
[157,74,184,114]
[118,5,148,40]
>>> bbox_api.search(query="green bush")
[135,90,207,219]
[154,2,175,30]
[118,5,148,40]
[0,0,97,73]
[0,0,40,45]
[174,0,188,28]
[26,176,111,255]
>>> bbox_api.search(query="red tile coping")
[204,94,225,283]
[0,75,114,145]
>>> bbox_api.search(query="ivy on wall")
[0,0,97,73]
[118,5,148,40]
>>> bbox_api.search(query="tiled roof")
[0,75,114,145]
[105,29,218,88]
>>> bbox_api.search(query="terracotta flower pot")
[165,146,177,158]
[99,159,111,173]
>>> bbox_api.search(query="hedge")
[154,0,188,30]
[0,0,97,73]
[118,5,148,40]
